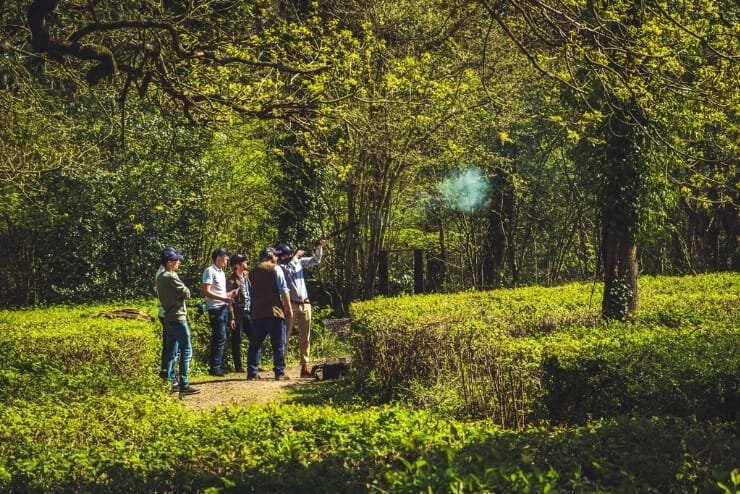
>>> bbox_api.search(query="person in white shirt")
[274,239,327,378]
[201,247,236,377]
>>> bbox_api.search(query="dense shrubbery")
[0,305,162,405]
[351,274,740,425]
[0,275,738,492]
[2,401,737,493]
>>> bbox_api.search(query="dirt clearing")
[177,365,321,410]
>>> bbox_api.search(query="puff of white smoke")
[437,166,491,213]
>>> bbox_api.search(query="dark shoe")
[246,374,261,381]
[159,370,169,380]
[170,384,180,393]
[300,366,313,378]
[234,367,246,373]
[179,386,200,395]
[275,374,290,381]
[209,369,226,377]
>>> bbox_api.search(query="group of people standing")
[155,240,327,394]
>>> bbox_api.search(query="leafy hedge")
[1,400,737,493]
[350,273,740,426]
[0,282,738,493]
[0,304,162,405]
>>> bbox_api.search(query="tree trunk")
[602,224,638,319]
[483,196,507,287]
[426,221,447,292]
[600,107,644,320]
[340,183,359,314]
[483,172,513,287]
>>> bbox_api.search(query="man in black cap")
[225,254,251,373]
[274,239,327,378]
[156,248,199,395]
[201,247,237,376]
[155,246,180,383]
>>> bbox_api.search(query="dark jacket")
[248,262,284,320]
[226,271,251,323]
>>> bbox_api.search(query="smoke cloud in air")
[437,166,491,213]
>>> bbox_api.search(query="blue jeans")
[223,313,250,370]
[247,317,286,377]
[163,319,193,388]
[208,305,229,372]
[159,316,179,378]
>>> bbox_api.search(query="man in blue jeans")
[156,248,199,395]
[202,247,236,377]
[246,247,293,380]
[156,246,180,382]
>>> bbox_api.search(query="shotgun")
[317,220,358,245]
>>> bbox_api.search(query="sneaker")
[300,366,313,378]
[246,374,261,381]
[275,374,290,381]
[209,369,226,377]
[170,384,180,393]
[179,386,200,395]
[234,367,246,373]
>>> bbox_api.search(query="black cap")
[161,249,183,265]
[230,254,247,267]
[274,243,293,257]
[211,247,230,261]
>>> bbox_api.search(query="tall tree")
[284,0,497,306]
[478,0,738,318]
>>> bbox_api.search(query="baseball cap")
[274,243,294,256]
[161,248,183,265]
[230,254,248,267]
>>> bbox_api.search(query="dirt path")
[177,365,319,410]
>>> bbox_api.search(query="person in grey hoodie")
[156,248,199,395]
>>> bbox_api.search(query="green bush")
[0,280,737,492]
[350,274,740,425]
[540,323,740,424]
[0,304,162,404]
[1,400,736,492]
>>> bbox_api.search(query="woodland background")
[0,0,736,316]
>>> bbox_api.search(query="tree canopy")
[0,0,736,311]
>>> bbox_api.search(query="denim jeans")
[247,317,286,377]
[223,313,250,370]
[208,305,229,372]
[163,319,193,388]
[159,316,179,378]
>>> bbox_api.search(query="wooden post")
[378,250,389,296]
[414,249,424,294]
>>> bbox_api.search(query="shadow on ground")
[283,377,377,407]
